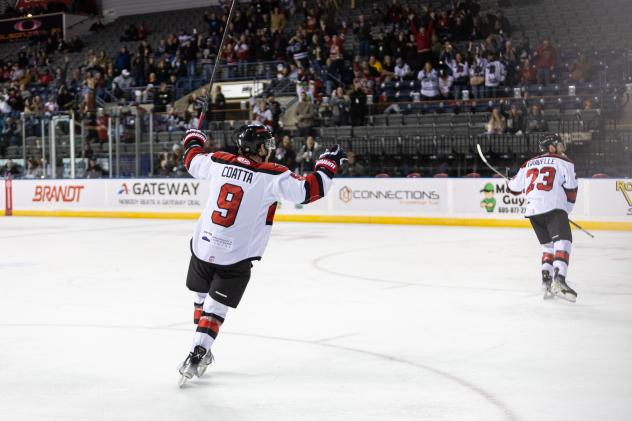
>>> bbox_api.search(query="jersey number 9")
[212,183,244,228]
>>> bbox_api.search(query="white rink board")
[4,178,632,224]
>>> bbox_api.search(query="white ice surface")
[0,217,631,421]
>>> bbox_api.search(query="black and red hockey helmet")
[538,132,564,152]
[236,124,275,154]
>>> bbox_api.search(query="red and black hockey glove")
[315,144,347,178]
[182,129,208,155]
[182,129,208,169]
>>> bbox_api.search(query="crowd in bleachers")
[0,0,629,178]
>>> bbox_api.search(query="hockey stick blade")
[476,144,507,179]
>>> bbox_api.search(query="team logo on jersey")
[237,156,251,165]
[616,181,632,215]
[118,183,129,195]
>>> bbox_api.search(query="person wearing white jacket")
[417,61,439,99]
[484,53,506,98]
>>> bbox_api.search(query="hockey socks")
[193,292,205,324]
[553,239,572,278]
[191,296,228,352]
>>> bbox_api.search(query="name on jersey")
[222,166,253,184]
[527,158,556,167]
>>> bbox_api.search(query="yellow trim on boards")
[3,209,632,231]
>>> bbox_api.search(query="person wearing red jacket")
[533,39,557,86]
[410,9,435,70]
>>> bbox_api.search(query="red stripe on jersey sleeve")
[564,188,578,203]
[304,173,323,203]
[184,147,205,170]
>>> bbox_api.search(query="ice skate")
[178,345,206,387]
[542,270,554,300]
[197,349,214,377]
[552,274,577,303]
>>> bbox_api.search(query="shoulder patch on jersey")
[236,156,252,165]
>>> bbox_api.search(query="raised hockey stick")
[476,144,595,238]
[197,0,238,130]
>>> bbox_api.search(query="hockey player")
[177,125,346,385]
[507,133,578,302]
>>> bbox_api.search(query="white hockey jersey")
[185,150,333,265]
[507,153,578,217]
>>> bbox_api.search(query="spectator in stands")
[271,7,286,34]
[418,61,439,100]
[469,53,486,99]
[253,99,273,131]
[505,104,525,135]
[267,95,283,135]
[339,152,365,177]
[115,47,132,72]
[112,69,133,98]
[153,82,173,113]
[449,52,469,99]
[526,104,547,133]
[438,67,453,99]
[410,8,434,69]
[486,107,506,134]
[1,159,21,177]
[131,55,145,87]
[393,57,412,81]
[211,86,226,122]
[274,135,296,170]
[330,87,350,126]
[2,117,19,146]
[349,80,368,126]
[294,92,317,136]
[296,136,320,174]
[484,53,505,98]
[24,158,43,179]
[157,158,172,177]
[533,39,557,86]
[354,14,372,58]
[570,53,593,83]
[519,57,536,85]
[85,158,106,178]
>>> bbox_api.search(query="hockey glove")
[182,129,208,156]
[315,144,347,178]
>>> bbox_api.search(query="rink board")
[3,178,632,230]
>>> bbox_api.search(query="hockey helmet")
[538,133,563,152]
[236,124,275,155]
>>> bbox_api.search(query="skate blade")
[178,374,190,387]
[197,365,209,377]
[556,291,577,303]
[542,291,554,300]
